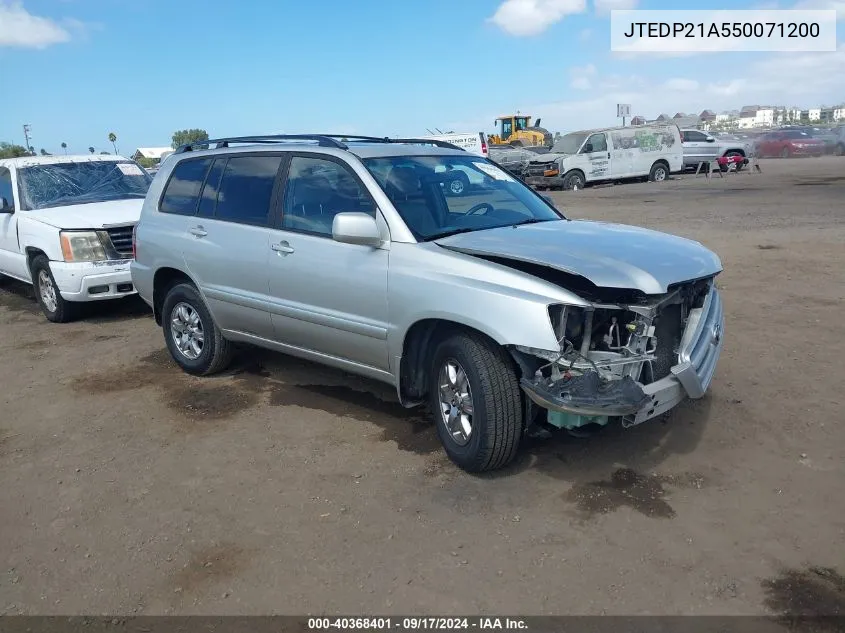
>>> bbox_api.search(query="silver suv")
[680,129,752,170]
[131,134,725,472]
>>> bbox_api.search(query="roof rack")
[174,134,349,154]
[173,134,467,154]
[321,135,466,151]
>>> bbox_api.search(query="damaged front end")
[514,276,724,431]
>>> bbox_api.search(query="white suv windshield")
[18,160,152,210]
[363,155,562,241]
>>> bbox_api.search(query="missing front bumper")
[520,371,651,418]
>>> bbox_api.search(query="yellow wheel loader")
[488,114,553,149]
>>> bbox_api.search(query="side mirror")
[332,212,382,247]
[0,197,13,213]
[582,143,594,153]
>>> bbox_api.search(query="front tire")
[427,332,523,473]
[562,171,584,191]
[161,282,233,375]
[781,147,791,158]
[31,255,79,323]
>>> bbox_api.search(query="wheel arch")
[396,317,521,407]
[152,267,197,325]
[562,168,586,188]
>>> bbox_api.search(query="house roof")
[133,147,173,159]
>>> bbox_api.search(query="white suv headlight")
[60,231,107,262]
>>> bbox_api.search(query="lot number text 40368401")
[307,617,529,630]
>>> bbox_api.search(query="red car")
[755,130,826,158]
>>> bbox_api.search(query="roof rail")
[174,134,348,154]
[321,135,466,152]
[172,134,467,155]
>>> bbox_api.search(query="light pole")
[23,124,32,154]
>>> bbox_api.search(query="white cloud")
[579,27,593,41]
[0,1,71,48]
[792,0,845,19]
[569,63,597,90]
[461,44,845,134]
[594,0,639,16]
[661,78,700,92]
[488,0,587,36]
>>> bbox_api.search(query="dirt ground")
[1,157,843,618]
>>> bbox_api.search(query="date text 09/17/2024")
[307,617,528,630]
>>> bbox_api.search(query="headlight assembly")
[60,231,107,262]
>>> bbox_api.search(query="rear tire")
[427,332,522,473]
[31,255,79,323]
[649,162,668,182]
[161,282,233,375]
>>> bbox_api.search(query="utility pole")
[22,124,32,153]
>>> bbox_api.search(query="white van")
[524,124,682,190]
[418,132,488,158]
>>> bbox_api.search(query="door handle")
[189,225,207,238]
[271,241,295,255]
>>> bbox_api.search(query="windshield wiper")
[511,218,554,228]
[423,227,478,241]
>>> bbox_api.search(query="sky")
[0,0,843,156]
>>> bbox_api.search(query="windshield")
[363,155,563,241]
[18,160,152,210]
[550,133,588,155]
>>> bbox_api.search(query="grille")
[527,163,553,176]
[104,225,135,258]
[675,286,724,398]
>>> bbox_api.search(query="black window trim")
[210,152,287,229]
[159,152,287,227]
[157,156,213,217]
[271,151,378,240]
[196,156,226,219]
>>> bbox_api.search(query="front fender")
[387,243,589,363]
[18,218,63,264]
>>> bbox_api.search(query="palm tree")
[61,142,67,155]
[108,132,118,155]
[28,146,35,155]
[88,146,95,154]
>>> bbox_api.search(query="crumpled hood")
[529,153,568,164]
[435,220,722,295]
[25,199,143,230]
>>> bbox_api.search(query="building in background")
[131,147,173,164]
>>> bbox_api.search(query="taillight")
[480,132,488,157]
[132,224,138,259]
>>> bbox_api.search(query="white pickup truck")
[0,155,152,322]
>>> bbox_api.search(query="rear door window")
[213,155,283,226]
[160,158,212,215]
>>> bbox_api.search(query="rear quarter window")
[160,158,213,215]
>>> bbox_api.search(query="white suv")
[0,154,152,322]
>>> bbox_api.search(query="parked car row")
[0,134,726,474]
